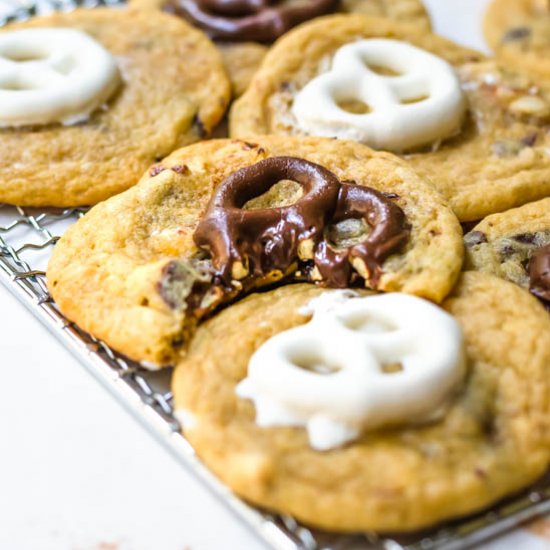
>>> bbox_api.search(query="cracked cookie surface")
[0,8,230,206]
[47,136,462,367]
[230,15,550,221]
[172,273,550,532]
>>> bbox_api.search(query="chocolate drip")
[165,0,339,42]
[197,0,269,16]
[314,184,410,288]
[529,244,550,304]
[193,156,410,291]
[193,157,340,284]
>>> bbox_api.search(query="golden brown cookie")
[0,8,230,207]
[172,272,550,533]
[47,136,462,367]
[484,0,550,77]
[464,197,550,306]
[129,0,430,97]
[229,14,550,222]
[217,42,269,98]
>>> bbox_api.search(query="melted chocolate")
[193,156,410,290]
[529,244,550,303]
[193,156,340,284]
[165,0,339,42]
[314,183,410,288]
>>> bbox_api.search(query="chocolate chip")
[502,26,531,43]
[171,164,190,175]
[242,141,258,150]
[464,231,487,246]
[149,164,166,177]
[521,132,538,147]
[499,244,515,258]
[513,232,537,244]
[157,259,213,310]
[474,467,487,479]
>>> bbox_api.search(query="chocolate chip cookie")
[484,0,550,78]
[0,8,230,206]
[465,197,550,307]
[172,272,550,532]
[47,136,462,367]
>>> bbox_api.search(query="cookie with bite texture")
[465,197,550,307]
[47,136,462,367]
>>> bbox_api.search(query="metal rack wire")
[3,1,550,548]
[4,204,550,550]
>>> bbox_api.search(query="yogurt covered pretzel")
[230,14,550,221]
[172,274,550,532]
[237,290,466,450]
[0,28,120,127]
[292,39,466,152]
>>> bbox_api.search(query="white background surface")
[1,1,547,549]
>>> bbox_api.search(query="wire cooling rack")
[3,1,550,549]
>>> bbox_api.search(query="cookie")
[47,136,463,367]
[484,0,550,77]
[172,272,550,533]
[129,0,430,97]
[465,197,550,307]
[0,8,230,207]
[229,14,550,222]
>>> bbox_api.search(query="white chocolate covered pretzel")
[291,39,466,152]
[237,291,465,450]
[0,28,120,127]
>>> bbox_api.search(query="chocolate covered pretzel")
[194,156,340,283]
[193,156,409,288]
[529,244,550,303]
[165,0,338,42]
[314,183,410,287]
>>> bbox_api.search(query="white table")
[2,1,550,548]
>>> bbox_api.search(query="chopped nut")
[231,260,249,280]
[199,286,224,310]
[297,238,315,260]
[351,257,369,279]
[310,266,323,281]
